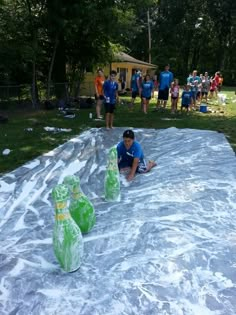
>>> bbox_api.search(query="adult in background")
[155,64,173,110]
[117,129,156,181]
[181,84,192,114]
[129,69,141,111]
[94,68,105,119]
[201,74,210,103]
[103,70,119,130]
[189,70,201,109]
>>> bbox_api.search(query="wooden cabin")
[80,52,157,96]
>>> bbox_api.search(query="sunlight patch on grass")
[19,146,33,152]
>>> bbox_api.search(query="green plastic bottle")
[52,184,83,272]
[63,175,96,234]
[104,146,120,201]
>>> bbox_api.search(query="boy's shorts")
[95,94,104,101]
[142,96,151,100]
[118,158,147,173]
[158,88,169,101]
[191,91,197,100]
[137,159,147,173]
[181,104,189,108]
[132,91,139,99]
[104,103,116,114]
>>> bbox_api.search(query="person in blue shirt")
[181,84,192,113]
[188,70,201,109]
[156,64,174,110]
[129,69,141,110]
[103,70,119,129]
[140,74,154,114]
[117,129,157,181]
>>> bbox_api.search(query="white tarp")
[0,127,236,315]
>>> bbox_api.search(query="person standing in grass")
[218,74,223,92]
[209,78,217,99]
[155,64,173,110]
[94,68,105,119]
[103,70,119,130]
[181,84,192,113]
[170,78,180,114]
[189,70,201,110]
[201,74,210,103]
[129,69,141,111]
[140,74,154,114]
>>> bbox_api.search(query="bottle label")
[72,192,83,199]
[55,213,71,221]
[55,202,67,209]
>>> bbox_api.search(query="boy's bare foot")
[146,160,157,171]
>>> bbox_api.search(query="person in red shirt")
[209,78,217,99]
[94,68,105,119]
[213,71,220,96]
[218,74,224,92]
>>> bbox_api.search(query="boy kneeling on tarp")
[117,129,156,181]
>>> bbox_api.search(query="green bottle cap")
[52,184,69,202]
[63,175,80,192]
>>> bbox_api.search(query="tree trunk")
[31,61,39,109]
[47,37,59,100]
[53,33,66,99]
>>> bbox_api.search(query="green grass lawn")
[0,87,235,175]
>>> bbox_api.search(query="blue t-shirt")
[117,140,144,168]
[131,73,140,92]
[159,71,173,90]
[189,76,201,84]
[181,91,192,106]
[103,80,118,104]
[141,80,154,98]
[189,76,201,92]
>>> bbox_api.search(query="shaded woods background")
[0,0,235,107]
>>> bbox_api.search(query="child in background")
[129,69,141,111]
[170,79,180,114]
[209,78,217,99]
[103,70,119,129]
[218,74,223,92]
[140,74,154,114]
[181,84,192,114]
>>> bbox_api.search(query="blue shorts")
[191,91,197,100]
[137,159,147,173]
[132,91,139,99]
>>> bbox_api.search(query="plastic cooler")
[199,104,207,113]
